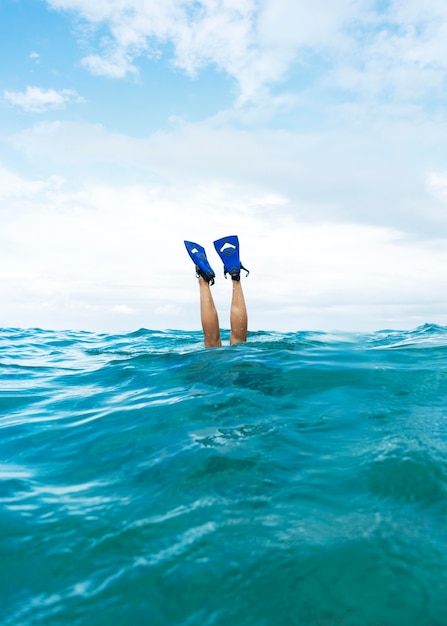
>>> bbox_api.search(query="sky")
[2,0,447,334]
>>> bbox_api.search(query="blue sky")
[2,0,447,333]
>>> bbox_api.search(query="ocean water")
[1,324,447,626]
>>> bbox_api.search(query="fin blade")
[213,235,241,276]
[184,240,215,283]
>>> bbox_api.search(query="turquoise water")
[1,324,447,626]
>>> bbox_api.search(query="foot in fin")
[184,241,216,285]
[213,235,249,281]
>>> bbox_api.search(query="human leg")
[185,236,248,347]
[184,240,221,348]
[199,276,222,348]
[230,278,248,344]
[212,235,248,345]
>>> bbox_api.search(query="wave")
[1,325,447,625]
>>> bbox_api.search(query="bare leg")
[230,280,248,344]
[199,277,222,348]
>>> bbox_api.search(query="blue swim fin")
[213,235,249,281]
[184,240,216,285]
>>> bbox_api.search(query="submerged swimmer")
[184,236,249,348]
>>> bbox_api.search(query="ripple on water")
[2,325,447,625]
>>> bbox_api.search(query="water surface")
[1,324,447,625]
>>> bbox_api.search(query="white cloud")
[1,164,447,333]
[46,0,369,101]
[82,49,137,77]
[427,171,447,203]
[9,115,447,236]
[334,1,447,101]
[29,51,40,63]
[0,166,65,201]
[45,0,447,105]
[3,86,84,113]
